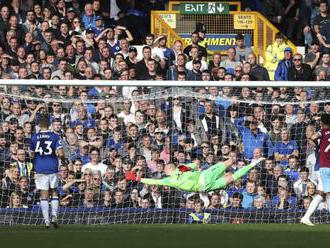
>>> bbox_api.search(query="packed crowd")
[0,0,330,82]
[243,0,330,47]
[0,0,329,212]
[1,85,329,211]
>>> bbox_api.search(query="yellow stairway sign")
[234,14,255,30]
[159,14,177,29]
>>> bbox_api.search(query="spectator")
[140,197,150,209]
[227,192,244,210]
[300,196,312,210]
[241,180,258,209]
[71,106,96,128]
[282,0,300,42]
[147,185,166,208]
[81,148,107,176]
[288,53,314,81]
[185,47,208,72]
[235,34,253,63]
[187,59,203,81]
[207,193,221,209]
[183,31,207,61]
[269,115,283,143]
[234,116,273,160]
[10,148,33,178]
[187,199,210,224]
[220,47,242,75]
[82,3,96,30]
[136,46,152,80]
[272,186,297,209]
[274,47,293,81]
[125,46,138,68]
[22,10,39,36]
[253,195,266,210]
[81,188,96,208]
[260,0,283,27]
[17,176,35,208]
[111,190,129,208]
[208,53,221,72]
[284,155,300,182]
[0,6,10,43]
[314,1,330,53]
[304,41,321,70]
[7,191,26,208]
[290,109,307,158]
[5,103,29,127]
[100,190,112,208]
[167,53,189,80]
[274,128,299,168]
[293,167,317,201]
[265,32,287,80]
[227,176,244,198]
[314,52,330,77]
[197,100,222,140]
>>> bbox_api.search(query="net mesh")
[0,84,330,225]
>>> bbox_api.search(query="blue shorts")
[319,168,330,193]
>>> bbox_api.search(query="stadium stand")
[0,0,330,225]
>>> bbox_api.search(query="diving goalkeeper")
[126,158,264,192]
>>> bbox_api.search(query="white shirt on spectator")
[110,0,121,20]
[117,51,129,59]
[305,150,316,172]
[51,70,65,80]
[220,60,242,72]
[151,193,162,208]
[293,179,317,200]
[185,60,208,71]
[122,87,138,99]
[117,111,135,125]
[87,61,100,74]
[173,110,182,131]
[5,114,29,127]
[152,47,165,61]
[82,162,108,176]
[285,115,297,129]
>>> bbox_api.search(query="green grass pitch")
[0,224,329,248]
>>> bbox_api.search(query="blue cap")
[284,47,292,53]
[95,15,102,21]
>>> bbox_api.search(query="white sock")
[40,199,49,224]
[303,195,323,219]
[51,197,59,220]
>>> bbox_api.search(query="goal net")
[0,81,330,225]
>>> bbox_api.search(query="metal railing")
[151,10,297,62]
[151,11,190,48]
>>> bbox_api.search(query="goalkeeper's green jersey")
[140,163,202,192]
[140,160,258,192]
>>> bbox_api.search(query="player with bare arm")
[30,115,67,228]
[126,157,264,192]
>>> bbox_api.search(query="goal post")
[0,81,330,225]
[0,79,327,86]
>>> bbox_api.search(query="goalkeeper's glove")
[125,171,141,182]
[178,165,191,172]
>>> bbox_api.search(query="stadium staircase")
[151,1,297,62]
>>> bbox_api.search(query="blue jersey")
[30,131,63,174]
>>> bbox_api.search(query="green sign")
[180,2,229,15]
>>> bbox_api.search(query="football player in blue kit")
[30,115,66,228]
